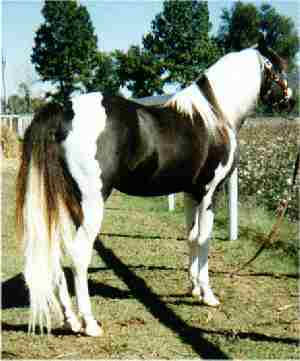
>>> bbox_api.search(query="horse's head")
[257,37,295,113]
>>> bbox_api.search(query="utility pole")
[2,50,7,113]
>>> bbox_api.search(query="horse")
[16,39,294,337]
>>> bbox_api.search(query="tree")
[116,0,221,97]
[217,2,299,69]
[143,0,221,87]
[259,3,299,68]
[217,2,260,51]
[115,46,165,97]
[31,0,98,102]
[85,52,121,96]
[18,82,31,113]
[7,93,45,114]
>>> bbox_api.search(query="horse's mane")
[164,83,220,137]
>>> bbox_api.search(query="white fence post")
[228,167,238,240]
[1,114,33,138]
[168,194,175,212]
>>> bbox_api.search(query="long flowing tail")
[16,102,83,334]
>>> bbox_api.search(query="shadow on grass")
[2,244,298,354]
[2,274,29,309]
[101,231,185,241]
[94,237,229,360]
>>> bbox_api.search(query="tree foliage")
[31,0,98,101]
[143,0,220,87]
[117,0,221,97]
[115,46,165,97]
[86,52,121,96]
[7,94,45,114]
[217,2,299,68]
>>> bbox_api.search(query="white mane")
[165,83,218,134]
[205,49,262,126]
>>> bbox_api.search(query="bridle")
[260,56,293,109]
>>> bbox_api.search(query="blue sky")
[2,0,299,97]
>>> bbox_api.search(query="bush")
[238,118,299,221]
[1,125,20,159]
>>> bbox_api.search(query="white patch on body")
[165,83,217,135]
[62,92,106,336]
[206,49,262,127]
[62,92,106,198]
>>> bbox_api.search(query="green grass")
[2,160,299,359]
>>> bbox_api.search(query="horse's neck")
[205,49,262,130]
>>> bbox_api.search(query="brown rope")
[231,150,300,276]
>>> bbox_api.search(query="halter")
[261,56,292,107]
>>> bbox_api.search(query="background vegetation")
[238,119,299,221]
[3,0,299,112]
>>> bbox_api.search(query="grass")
[2,159,299,360]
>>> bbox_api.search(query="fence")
[1,114,33,139]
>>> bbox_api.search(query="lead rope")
[230,150,300,276]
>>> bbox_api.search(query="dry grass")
[1,126,20,159]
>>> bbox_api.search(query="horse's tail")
[16,102,83,334]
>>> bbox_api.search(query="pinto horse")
[16,41,294,336]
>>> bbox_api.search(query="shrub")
[238,119,299,220]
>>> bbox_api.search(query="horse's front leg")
[184,193,220,306]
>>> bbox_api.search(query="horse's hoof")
[63,318,82,333]
[84,321,103,337]
[190,287,220,307]
[191,286,202,299]
[202,294,220,307]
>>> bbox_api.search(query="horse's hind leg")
[56,269,82,333]
[62,152,105,336]
[64,192,104,337]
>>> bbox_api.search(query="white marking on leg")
[56,270,82,333]
[184,193,199,242]
[184,193,201,296]
[62,92,106,336]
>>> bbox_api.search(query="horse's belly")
[114,169,191,197]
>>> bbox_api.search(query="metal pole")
[228,167,238,240]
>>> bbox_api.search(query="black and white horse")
[16,41,294,336]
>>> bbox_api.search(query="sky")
[2,0,300,98]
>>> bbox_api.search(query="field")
[2,118,299,359]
